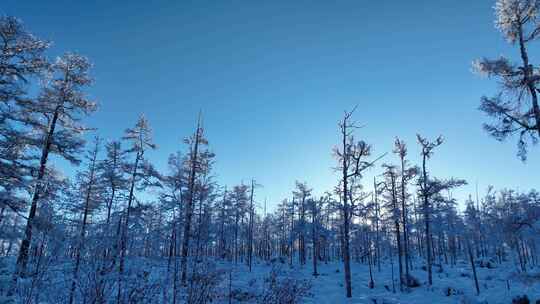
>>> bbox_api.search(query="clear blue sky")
[4,0,539,210]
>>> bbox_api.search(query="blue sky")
[4,1,539,210]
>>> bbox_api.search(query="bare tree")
[333,107,384,298]
[180,116,203,283]
[68,137,103,304]
[382,164,405,291]
[247,179,261,272]
[293,181,312,267]
[417,135,443,286]
[310,195,327,277]
[417,134,466,286]
[394,138,417,285]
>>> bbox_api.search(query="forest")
[1,0,540,303]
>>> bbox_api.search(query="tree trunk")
[248,180,255,272]
[15,107,60,277]
[117,151,141,304]
[312,200,319,276]
[467,238,480,295]
[180,120,201,284]
[399,156,411,283]
[517,23,540,137]
[69,142,98,304]
[422,154,433,286]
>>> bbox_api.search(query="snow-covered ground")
[3,256,539,303]
[224,259,540,304]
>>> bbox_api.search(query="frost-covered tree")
[180,114,214,283]
[473,0,540,160]
[309,195,326,277]
[0,16,49,104]
[417,134,466,286]
[230,183,249,265]
[159,151,187,303]
[380,164,405,291]
[333,107,383,298]
[117,115,160,303]
[293,181,311,267]
[369,177,383,272]
[0,16,49,259]
[15,53,96,277]
[247,179,260,272]
[67,136,104,304]
[193,158,217,263]
[393,138,417,284]
[99,140,128,229]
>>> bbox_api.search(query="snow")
[222,259,540,303]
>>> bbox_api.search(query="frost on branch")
[495,0,540,43]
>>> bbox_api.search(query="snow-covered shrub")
[0,259,14,304]
[405,274,420,288]
[458,295,485,304]
[459,268,471,278]
[187,261,225,304]
[258,266,311,304]
[269,257,287,265]
[230,288,258,302]
[369,297,399,304]
[512,295,530,304]
[476,258,497,269]
[77,260,116,304]
[443,286,463,297]
[123,269,161,304]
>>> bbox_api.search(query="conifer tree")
[473,0,540,160]
[15,53,96,277]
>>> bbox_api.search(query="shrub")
[405,274,420,288]
[512,295,530,304]
[187,262,224,304]
[258,266,311,304]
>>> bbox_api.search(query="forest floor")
[2,256,540,303]
[227,258,540,304]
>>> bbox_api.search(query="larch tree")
[333,107,383,298]
[288,198,296,268]
[117,115,160,303]
[247,179,261,272]
[159,151,186,304]
[473,0,540,160]
[394,138,417,285]
[99,140,128,231]
[92,140,128,301]
[417,134,466,286]
[216,187,231,259]
[293,181,312,267]
[0,16,49,104]
[180,115,214,284]
[15,53,96,278]
[310,194,327,277]
[230,183,248,265]
[68,136,104,304]
[192,146,217,263]
[417,135,443,286]
[370,177,382,272]
[0,16,49,221]
[380,164,404,291]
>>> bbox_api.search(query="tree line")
[1,0,540,302]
